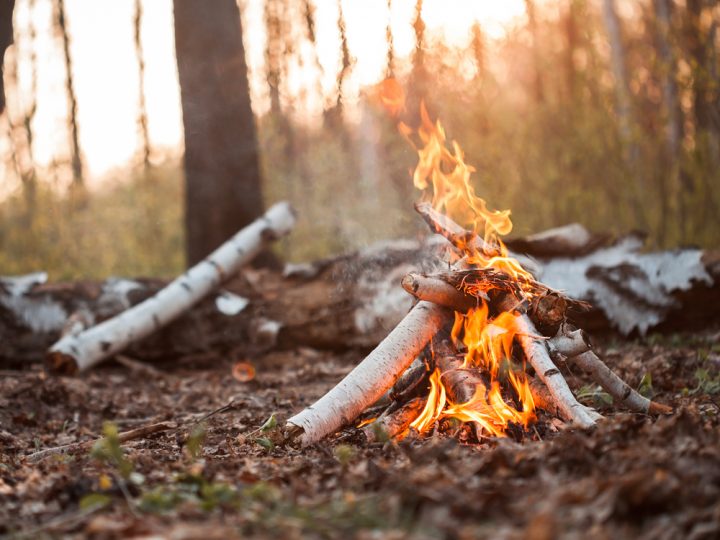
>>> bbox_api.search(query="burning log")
[401,272,481,312]
[390,355,431,403]
[47,202,296,374]
[286,301,453,446]
[437,353,487,406]
[362,397,426,443]
[548,326,672,415]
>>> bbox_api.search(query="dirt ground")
[1,328,719,539]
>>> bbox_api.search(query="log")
[437,354,486,405]
[509,308,602,428]
[286,301,453,445]
[362,397,427,443]
[46,202,296,374]
[401,272,481,312]
[390,356,430,403]
[548,327,672,415]
[414,202,542,276]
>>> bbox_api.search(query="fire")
[380,78,538,439]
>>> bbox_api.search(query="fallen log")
[47,202,296,374]
[286,301,453,445]
[548,327,672,415]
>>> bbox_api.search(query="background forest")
[0,0,719,279]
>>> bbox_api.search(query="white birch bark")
[548,328,671,415]
[286,301,452,445]
[47,202,296,373]
[513,313,602,428]
[401,272,480,312]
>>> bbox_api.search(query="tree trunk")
[601,0,646,229]
[56,0,83,186]
[174,0,267,267]
[134,0,151,167]
[0,0,14,115]
[653,0,683,246]
[524,0,544,103]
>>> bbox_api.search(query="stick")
[511,311,602,428]
[414,202,541,276]
[363,397,427,443]
[47,202,296,373]
[401,272,481,312]
[390,356,430,403]
[548,328,672,415]
[286,301,453,445]
[25,421,175,463]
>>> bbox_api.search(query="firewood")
[437,354,486,405]
[505,304,602,428]
[390,356,431,403]
[401,272,481,312]
[46,202,297,374]
[414,202,541,276]
[548,326,672,415]
[415,204,602,428]
[362,397,427,443]
[285,301,453,445]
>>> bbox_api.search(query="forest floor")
[1,328,719,539]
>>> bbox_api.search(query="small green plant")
[638,373,655,399]
[576,384,613,407]
[689,369,720,396]
[333,444,356,467]
[91,422,133,479]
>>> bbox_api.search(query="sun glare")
[4,0,527,186]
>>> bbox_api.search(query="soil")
[1,328,719,539]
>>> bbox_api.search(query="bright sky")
[2,0,526,187]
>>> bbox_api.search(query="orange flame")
[384,78,537,439]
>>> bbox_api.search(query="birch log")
[401,272,481,312]
[47,202,296,374]
[548,328,672,415]
[512,312,602,428]
[286,301,452,445]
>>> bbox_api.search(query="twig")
[25,421,175,463]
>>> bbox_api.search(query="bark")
[401,272,481,313]
[286,301,453,445]
[363,397,426,443]
[47,202,296,374]
[174,0,268,266]
[390,356,430,403]
[495,294,601,428]
[548,326,672,414]
[0,0,15,115]
[511,312,601,428]
[385,0,395,78]
[437,354,486,406]
[56,0,82,185]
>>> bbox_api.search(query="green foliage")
[91,422,134,479]
[185,423,206,460]
[689,369,720,396]
[0,162,184,280]
[638,372,655,399]
[576,384,614,407]
[78,493,112,511]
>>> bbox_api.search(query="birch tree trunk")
[601,0,646,228]
[0,0,15,115]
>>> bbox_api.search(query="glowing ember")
[380,78,538,439]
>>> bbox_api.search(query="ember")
[286,81,671,446]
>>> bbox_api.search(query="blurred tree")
[133,0,150,168]
[601,0,646,228]
[385,0,394,78]
[0,0,14,115]
[524,0,544,103]
[174,0,268,266]
[407,0,427,120]
[55,0,83,185]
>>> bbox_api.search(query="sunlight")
[4,0,527,185]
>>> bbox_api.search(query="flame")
[386,78,537,438]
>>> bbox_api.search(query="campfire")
[286,86,670,446]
